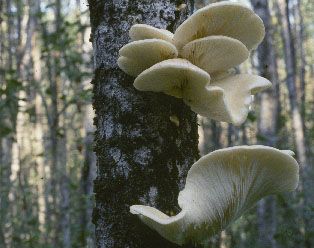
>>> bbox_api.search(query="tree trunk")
[276,0,313,246]
[60,111,71,248]
[294,0,306,135]
[31,28,47,243]
[276,0,306,165]
[79,104,96,247]
[250,0,280,247]
[88,1,200,247]
[199,117,221,155]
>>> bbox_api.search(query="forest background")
[0,0,313,247]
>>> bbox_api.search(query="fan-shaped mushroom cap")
[130,145,299,246]
[181,36,249,74]
[129,24,174,42]
[134,59,210,99]
[173,1,265,51]
[117,39,178,77]
[185,74,271,125]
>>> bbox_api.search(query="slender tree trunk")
[31,28,47,242]
[0,2,14,246]
[294,0,306,133]
[60,111,71,248]
[227,124,233,147]
[40,20,54,244]
[5,0,13,70]
[276,0,306,165]
[199,117,221,156]
[48,1,62,246]
[79,104,96,247]
[276,0,313,246]
[211,121,221,149]
[88,1,200,247]
[251,1,280,247]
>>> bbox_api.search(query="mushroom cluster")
[117,1,272,125]
[119,2,300,246]
[130,146,299,246]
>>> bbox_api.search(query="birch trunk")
[31,29,47,241]
[88,1,200,247]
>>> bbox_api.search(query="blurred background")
[0,0,313,247]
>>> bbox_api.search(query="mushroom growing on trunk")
[117,1,270,125]
[173,1,265,52]
[129,24,174,42]
[131,146,299,246]
[118,39,178,77]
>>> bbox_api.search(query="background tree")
[251,0,280,247]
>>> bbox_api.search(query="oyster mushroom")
[134,58,210,99]
[181,35,249,74]
[185,74,272,125]
[117,39,178,77]
[173,1,265,51]
[129,24,174,42]
[130,146,299,246]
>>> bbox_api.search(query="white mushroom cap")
[130,145,299,246]
[181,36,249,74]
[185,74,271,125]
[117,39,178,77]
[211,68,237,81]
[134,59,210,99]
[173,1,265,51]
[129,24,174,42]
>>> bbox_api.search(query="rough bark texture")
[251,1,280,247]
[88,1,200,247]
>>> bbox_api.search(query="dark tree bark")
[88,1,200,247]
[250,1,280,247]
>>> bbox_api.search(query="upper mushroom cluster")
[117,1,271,125]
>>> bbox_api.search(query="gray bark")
[251,0,280,247]
[88,0,200,247]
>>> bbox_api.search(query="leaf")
[247,112,256,122]
[256,134,267,141]
[27,217,37,226]
[0,126,14,136]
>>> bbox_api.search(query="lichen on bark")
[88,0,200,247]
